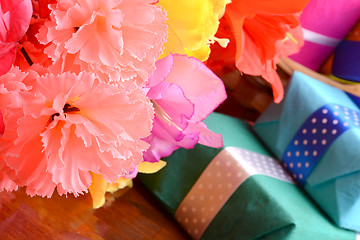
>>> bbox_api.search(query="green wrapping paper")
[139,112,356,240]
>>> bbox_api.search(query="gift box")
[139,112,356,239]
[320,20,360,83]
[289,0,360,71]
[254,71,360,231]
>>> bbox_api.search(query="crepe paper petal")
[158,0,230,61]
[0,0,32,42]
[138,160,167,174]
[37,0,167,86]
[211,0,309,103]
[88,172,107,209]
[228,0,311,16]
[32,0,57,19]
[1,69,154,197]
[89,172,133,209]
[0,110,4,135]
[144,54,226,162]
[0,43,16,76]
[0,0,32,75]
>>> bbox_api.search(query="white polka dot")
[322,109,328,114]
[332,129,337,135]
[226,161,231,166]
[356,122,359,126]
[208,184,213,189]
[305,162,309,168]
[201,218,206,223]
[201,207,205,212]
[334,105,339,109]
[216,172,221,178]
[227,183,232,188]
[193,218,198,224]
[322,118,328,124]
[185,218,189,223]
[206,172,212,177]
[287,151,291,157]
[194,229,199,235]
[344,107,348,111]
[297,162,301,168]
[299,174,303,179]
[219,195,223,200]
[311,118,317,123]
[321,139,327,145]
[191,207,196,212]
[303,139,308,145]
[237,172,242,178]
[334,112,339,116]
[313,150,318,156]
[182,206,187,212]
[218,183,223,189]
[312,139,317,145]
[295,151,300,157]
[198,183,203,189]
[344,122,349,127]
[304,151,309,156]
[199,195,204,201]
[188,229,191,234]
[322,128,327,134]
[289,163,294,168]
[293,174,297,179]
[226,172,232,178]
[302,128,307,134]
[209,195,214,200]
[345,116,350,120]
[215,161,220,166]
[190,195,195,201]
[210,206,215,212]
[312,128,317,134]
[283,163,287,168]
[333,119,338,125]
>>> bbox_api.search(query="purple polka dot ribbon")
[282,104,360,185]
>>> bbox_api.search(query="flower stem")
[19,42,33,66]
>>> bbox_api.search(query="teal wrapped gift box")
[139,112,356,240]
[254,71,360,232]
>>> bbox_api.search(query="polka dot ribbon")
[175,147,293,240]
[282,104,360,185]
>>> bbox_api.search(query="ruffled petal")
[158,0,230,61]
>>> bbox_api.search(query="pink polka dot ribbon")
[282,104,360,185]
[174,147,293,240]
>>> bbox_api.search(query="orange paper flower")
[209,0,309,102]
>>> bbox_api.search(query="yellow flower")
[89,160,167,209]
[158,0,231,61]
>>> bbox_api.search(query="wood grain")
[0,179,190,240]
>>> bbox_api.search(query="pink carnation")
[0,68,153,197]
[143,54,227,162]
[0,0,32,75]
[37,0,167,86]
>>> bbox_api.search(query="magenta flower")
[143,54,227,162]
[0,68,154,197]
[0,0,32,75]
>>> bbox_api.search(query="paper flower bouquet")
[0,0,309,208]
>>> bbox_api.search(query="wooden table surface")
[0,179,190,240]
